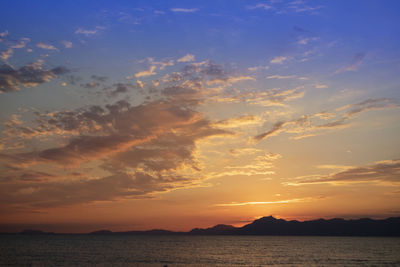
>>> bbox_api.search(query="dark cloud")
[335,52,366,74]
[0,62,69,93]
[108,83,142,97]
[293,26,309,33]
[254,121,285,141]
[91,75,108,82]
[82,82,100,89]
[182,61,226,78]
[289,160,400,185]
[344,98,399,118]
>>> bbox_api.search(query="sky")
[0,0,399,233]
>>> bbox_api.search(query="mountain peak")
[256,216,277,222]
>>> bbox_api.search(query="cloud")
[0,30,8,41]
[134,66,157,77]
[270,56,287,64]
[254,121,286,141]
[317,164,353,170]
[207,152,281,179]
[36,42,58,51]
[314,111,335,120]
[297,37,319,45]
[215,197,315,207]
[248,65,269,71]
[254,98,399,141]
[267,75,297,79]
[211,87,304,107]
[0,49,13,60]
[183,60,225,77]
[214,115,261,128]
[178,54,195,63]
[0,85,231,207]
[206,75,255,85]
[287,1,324,14]
[0,171,194,208]
[107,82,143,97]
[343,98,399,118]
[0,61,69,93]
[170,8,199,13]
[11,38,30,49]
[334,52,366,74]
[246,3,273,10]
[91,75,108,82]
[229,148,263,156]
[75,26,104,36]
[83,82,100,89]
[61,41,72,48]
[286,160,400,186]
[1,37,30,60]
[147,57,174,70]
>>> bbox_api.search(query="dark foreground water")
[1,235,400,266]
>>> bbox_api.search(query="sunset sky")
[1,0,399,233]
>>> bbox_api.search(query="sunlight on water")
[1,235,400,266]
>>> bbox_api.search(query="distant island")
[13,216,400,236]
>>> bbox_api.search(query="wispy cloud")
[286,160,400,186]
[248,65,269,71]
[215,197,316,207]
[1,37,30,60]
[36,42,58,51]
[61,41,72,48]
[270,56,288,64]
[170,8,199,13]
[206,75,255,85]
[246,3,273,10]
[0,49,13,60]
[206,153,281,179]
[334,53,366,74]
[147,57,174,70]
[0,30,8,41]
[253,98,399,142]
[134,66,157,78]
[267,74,296,79]
[214,115,261,128]
[75,26,104,36]
[297,37,319,45]
[178,54,195,63]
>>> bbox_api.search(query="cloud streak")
[254,98,399,142]
[170,8,199,13]
[286,160,400,186]
[215,197,316,207]
[335,53,366,74]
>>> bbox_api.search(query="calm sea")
[1,235,399,266]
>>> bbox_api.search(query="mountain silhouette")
[189,216,400,236]
[17,216,400,236]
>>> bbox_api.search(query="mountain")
[15,216,400,236]
[189,224,237,235]
[19,229,55,235]
[189,216,400,236]
[90,229,180,235]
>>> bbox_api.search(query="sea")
[1,235,399,266]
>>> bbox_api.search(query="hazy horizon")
[1,0,399,234]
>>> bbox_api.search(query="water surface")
[1,235,399,266]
